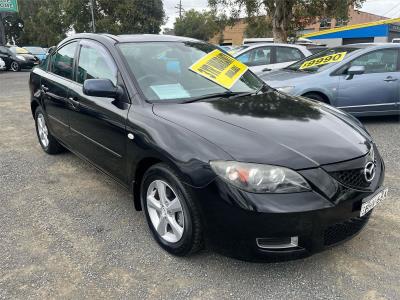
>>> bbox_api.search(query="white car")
[0,58,5,70]
[232,43,312,74]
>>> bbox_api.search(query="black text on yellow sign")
[300,52,347,70]
[189,49,248,89]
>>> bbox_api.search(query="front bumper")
[194,151,385,261]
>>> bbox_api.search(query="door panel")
[336,49,399,113]
[68,40,129,182]
[41,41,78,142]
[41,74,71,141]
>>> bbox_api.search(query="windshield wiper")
[184,91,252,103]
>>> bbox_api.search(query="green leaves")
[174,9,226,41]
[4,0,165,46]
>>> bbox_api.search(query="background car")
[233,43,312,74]
[260,43,400,117]
[23,46,47,62]
[0,57,5,70]
[0,46,40,71]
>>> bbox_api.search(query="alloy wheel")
[37,113,49,148]
[10,61,19,72]
[146,180,185,243]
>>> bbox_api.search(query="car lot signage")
[0,0,18,12]
[189,49,248,89]
[300,52,347,70]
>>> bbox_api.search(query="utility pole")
[89,0,96,33]
[175,0,184,19]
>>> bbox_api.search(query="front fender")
[126,105,233,188]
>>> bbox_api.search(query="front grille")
[329,168,370,189]
[324,211,371,246]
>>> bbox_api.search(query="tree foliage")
[3,0,68,46]
[174,9,226,41]
[209,0,366,42]
[64,0,165,34]
[3,0,165,47]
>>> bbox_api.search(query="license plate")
[360,188,388,217]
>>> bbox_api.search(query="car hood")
[153,90,372,170]
[259,69,315,87]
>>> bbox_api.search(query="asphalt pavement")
[0,71,399,299]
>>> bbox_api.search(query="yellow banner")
[300,52,347,70]
[189,49,248,89]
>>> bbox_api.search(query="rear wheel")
[34,107,64,154]
[302,92,329,104]
[141,163,203,256]
[10,61,20,72]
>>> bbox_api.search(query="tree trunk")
[266,0,294,43]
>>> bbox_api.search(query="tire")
[302,92,328,104]
[141,163,203,256]
[34,107,64,154]
[10,61,20,72]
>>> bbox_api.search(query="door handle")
[68,97,80,108]
[384,76,398,82]
[41,84,49,92]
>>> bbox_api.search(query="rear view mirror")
[83,79,120,98]
[346,66,365,80]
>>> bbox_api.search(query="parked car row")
[0,45,47,72]
[260,43,400,117]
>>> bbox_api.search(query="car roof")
[60,33,201,46]
[335,43,400,49]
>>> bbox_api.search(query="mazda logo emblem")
[364,162,376,182]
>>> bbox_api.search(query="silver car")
[232,43,312,74]
[0,58,5,70]
[260,43,400,116]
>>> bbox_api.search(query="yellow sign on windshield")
[300,52,347,70]
[189,49,248,89]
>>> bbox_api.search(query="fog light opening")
[256,236,299,250]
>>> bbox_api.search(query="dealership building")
[302,18,400,47]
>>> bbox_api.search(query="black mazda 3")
[29,34,387,261]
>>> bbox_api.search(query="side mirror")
[346,66,365,80]
[83,79,121,98]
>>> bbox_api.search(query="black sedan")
[29,34,387,261]
[0,46,40,71]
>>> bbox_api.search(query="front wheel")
[34,107,64,154]
[10,61,20,72]
[141,163,203,256]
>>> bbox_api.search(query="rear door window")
[275,47,304,63]
[51,42,78,80]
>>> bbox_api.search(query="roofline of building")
[302,17,400,38]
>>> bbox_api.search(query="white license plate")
[360,188,388,217]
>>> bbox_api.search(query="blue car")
[23,46,47,62]
[260,43,400,116]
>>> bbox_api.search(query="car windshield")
[24,47,45,55]
[285,47,362,73]
[10,47,30,54]
[118,41,264,102]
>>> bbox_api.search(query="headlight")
[16,55,26,61]
[276,86,295,94]
[210,161,311,193]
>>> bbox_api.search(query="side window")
[276,47,304,63]
[349,49,398,74]
[51,42,77,79]
[237,47,271,66]
[77,43,117,85]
